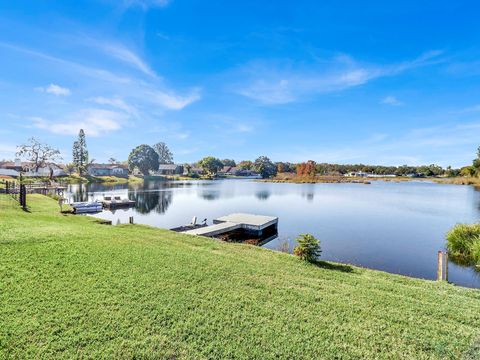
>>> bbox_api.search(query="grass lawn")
[1,195,479,359]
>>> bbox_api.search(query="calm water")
[65,179,480,288]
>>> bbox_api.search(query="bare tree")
[16,138,61,172]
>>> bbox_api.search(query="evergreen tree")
[153,142,173,165]
[72,129,89,175]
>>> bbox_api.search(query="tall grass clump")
[446,223,480,267]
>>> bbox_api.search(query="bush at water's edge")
[446,223,480,267]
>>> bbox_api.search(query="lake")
[65,179,480,288]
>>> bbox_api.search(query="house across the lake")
[88,164,129,178]
[157,164,184,175]
[24,163,66,177]
[345,171,397,178]
[345,171,369,177]
[186,167,205,176]
[219,166,259,177]
[0,159,24,172]
[0,168,20,177]
[0,160,66,178]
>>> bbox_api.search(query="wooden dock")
[182,213,278,237]
[101,196,135,209]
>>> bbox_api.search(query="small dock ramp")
[182,221,240,237]
[181,213,278,237]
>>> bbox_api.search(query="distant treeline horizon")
[211,159,464,177]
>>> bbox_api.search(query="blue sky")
[1,0,480,167]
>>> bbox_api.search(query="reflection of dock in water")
[177,213,278,245]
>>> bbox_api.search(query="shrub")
[294,234,321,262]
[471,240,480,267]
[446,223,480,266]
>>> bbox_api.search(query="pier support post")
[444,251,449,282]
[437,250,443,281]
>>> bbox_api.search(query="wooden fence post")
[20,184,27,209]
[437,250,443,281]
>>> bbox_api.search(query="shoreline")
[2,193,479,358]
[258,175,480,186]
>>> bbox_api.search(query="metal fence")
[4,180,27,209]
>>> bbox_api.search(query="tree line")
[11,133,480,180]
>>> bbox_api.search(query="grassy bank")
[262,173,480,186]
[2,174,143,185]
[86,175,143,185]
[434,176,480,187]
[1,195,480,359]
[260,174,371,184]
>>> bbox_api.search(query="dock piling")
[437,250,443,281]
[445,251,449,282]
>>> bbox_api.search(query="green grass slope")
[1,195,479,359]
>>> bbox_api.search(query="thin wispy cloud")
[95,42,157,78]
[381,96,403,106]
[0,41,132,84]
[274,120,480,167]
[0,143,18,160]
[90,96,137,115]
[156,32,170,40]
[1,40,200,114]
[460,104,480,113]
[36,84,71,96]
[122,0,171,10]
[234,51,444,105]
[149,88,202,110]
[30,109,126,137]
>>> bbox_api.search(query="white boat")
[72,201,103,214]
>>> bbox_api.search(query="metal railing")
[4,180,27,209]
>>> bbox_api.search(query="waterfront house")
[345,171,397,178]
[345,171,369,177]
[1,160,67,178]
[188,167,205,175]
[88,164,129,178]
[25,163,67,177]
[0,159,24,172]
[157,164,184,175]
[219,166,237,175]
[0,168,20,177]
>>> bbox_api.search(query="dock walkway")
[182,213,278,237]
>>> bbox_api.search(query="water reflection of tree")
[255,190,271,201]
[129,190,173,214]
[200,190,220,201]
[302,192,314,201]
[69,184,88,202]
[89,183,129,193]
[474,186,480,213]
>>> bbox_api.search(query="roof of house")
[0,168,20,176]
[88,164,128,170]
[158,164,182,170]
[0,161,30,168]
